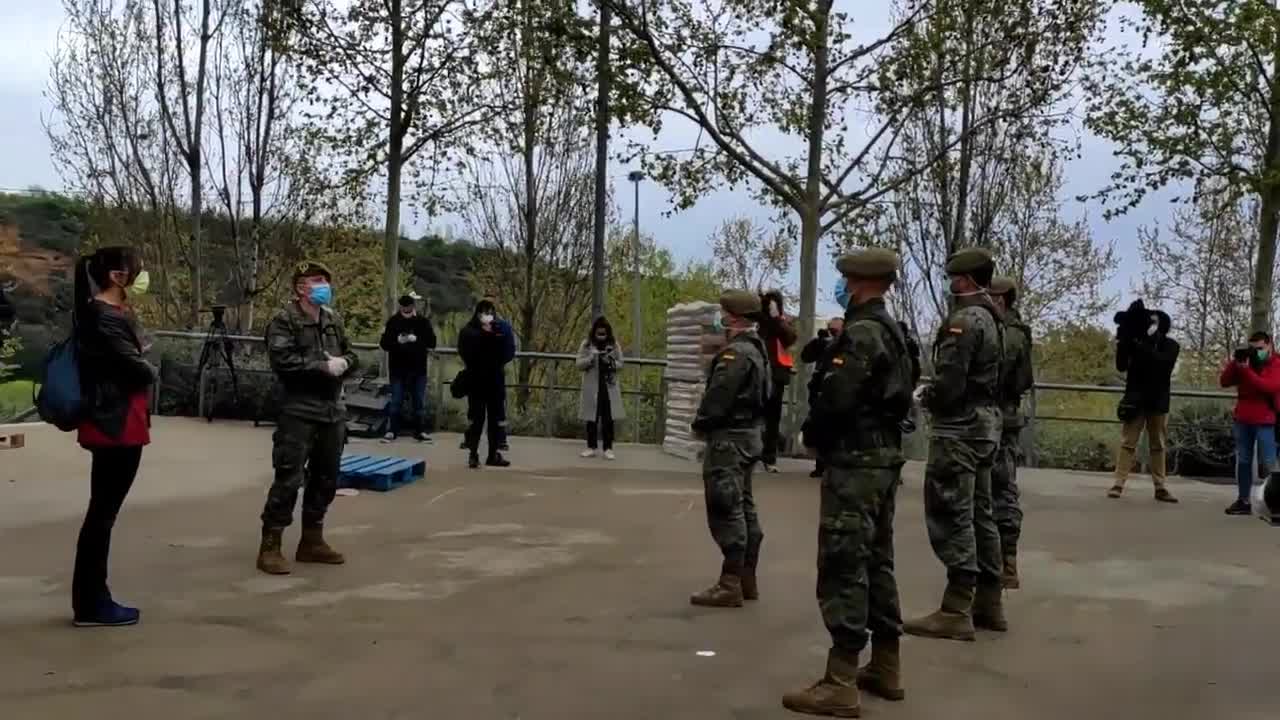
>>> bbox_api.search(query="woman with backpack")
[70,246,155,627]
[575,317,625,459]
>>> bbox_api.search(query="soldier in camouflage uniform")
[256,261,361,575]
[989,276,1033,590]
[905,248,1007,641]
[689,290,771,608]
[782,249,916,717]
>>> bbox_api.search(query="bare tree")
[461,98,597,408]
[206,0,309,330]
[708,216,793,299]
[1138,190,1265,385]
[151,0,227,325]
[292,0,501,323]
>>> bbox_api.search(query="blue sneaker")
[73,600,140,627]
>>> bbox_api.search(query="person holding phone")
[576,317,625,459]
[1220,332,1280,515]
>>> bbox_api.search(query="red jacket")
[1221,356,1280,425]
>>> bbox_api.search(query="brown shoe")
[296,526,346,564]
[903,583,975,641]
[690,563,744,608]
[972,583,1008,632]
[1001,554,1021,590]
[782,649,861,717]
[1154,488,1178,503]
[856,635,905,701]
[1107,486,1122,499]
[256,527,291,575]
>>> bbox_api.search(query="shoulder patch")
[721,351,737,361]
[832,356,845,366]
[948,327,964,335]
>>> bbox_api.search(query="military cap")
[990,276,1018,296]
[292,260,333,282]
[836,248,899,278]
[944,247,994,275]
[719,289,761,317]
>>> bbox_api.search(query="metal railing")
[148,330,671,443]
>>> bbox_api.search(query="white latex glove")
[326,356,349,377]
[406,333,417,343]
[397,333,409,344]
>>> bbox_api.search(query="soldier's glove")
[325,356,350,377]
[913,383,932,406]
[406,333,417,343]
[397,333,409,344]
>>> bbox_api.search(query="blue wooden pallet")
[338,454,426,492]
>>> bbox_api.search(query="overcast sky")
[0,2,1166,323]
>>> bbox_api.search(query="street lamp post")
[628,170,644,353]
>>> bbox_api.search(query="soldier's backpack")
[863,315,917,425]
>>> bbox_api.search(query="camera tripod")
[195,305,240,422]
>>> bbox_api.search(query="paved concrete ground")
[1,418,1277,719]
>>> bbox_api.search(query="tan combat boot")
[1001,553,1021,590]
[856,634,905,701]
[903,582,976,641]
[690,562,744,608]
[741,565,759,601]
[256,527,291,575]
[296,526,346,565]
[781,649,861,717]
[972,583,1008,632]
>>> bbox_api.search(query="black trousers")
[465,384,504,456]
[73,446,143,615]
[586,384,615,450]
[762,386,785,465]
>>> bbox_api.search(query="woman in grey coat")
[576,317,625,458]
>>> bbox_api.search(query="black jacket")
[1116,310,1179,415]
[77,300,155,439]
[379,313,437,378]
[457,318,510,381]
[801,333,837,406]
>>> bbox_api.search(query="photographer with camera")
[800,316,845,478]
[1109,301,1179,502]
[1219,332,1280,515]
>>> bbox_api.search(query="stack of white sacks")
[661,301,723,460]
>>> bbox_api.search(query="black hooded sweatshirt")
[1116,309,1179,415]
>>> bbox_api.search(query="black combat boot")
[486,451,511,468]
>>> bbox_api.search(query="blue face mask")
[308,283,333,306]
[712,311,724,333]
[834,276,850,309]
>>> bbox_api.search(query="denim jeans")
[386,374,427,435]
[1234,422,1277,503]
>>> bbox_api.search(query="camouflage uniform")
[257,261,360,575]
[782,249,914,717]
[990,277,1034,589]
[690,290,770,608]
[905,248,1007,642]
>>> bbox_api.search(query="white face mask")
[1146,323,1158,336]
[480,313,495,324]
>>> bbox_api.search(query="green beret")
[990,276,1017,295]
[292,260,333,283]
[944,247,994,275]
[836,248,899,279]
[719,289,761,317]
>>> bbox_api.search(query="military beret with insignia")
[836,248,899,279]
[292,260,333,283]
[719,289,762,317]
[944,247,994,276]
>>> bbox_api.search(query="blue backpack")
[35,335,84,431]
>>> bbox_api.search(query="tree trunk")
[792,1,832,447]
[1252,38,1280,335]
[590,0,611,320]
[189,0,213,327]
[517,0,538,411]
[383,0,406,372]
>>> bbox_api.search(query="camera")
[817,329,830,340]
[1235,347,1252,363]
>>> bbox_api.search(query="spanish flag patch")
[722,352,736,360]
[832,357,845,366]
[948,327,964,335]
